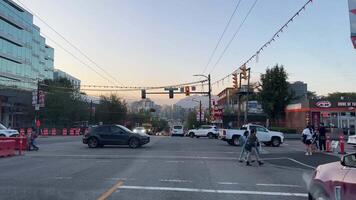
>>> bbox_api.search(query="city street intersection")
[0,135,349,200]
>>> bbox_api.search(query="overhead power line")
[211,0,314,87]
[209,0,259,74]
[15,0,126,88]
[202,0,243,75]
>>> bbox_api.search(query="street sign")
[35,104,40,111]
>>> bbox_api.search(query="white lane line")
[119,185,308,197]
[105,178,136,181]
[165,160,185,163]
[286,158,315,170]
[256,183,302,188]
[160,179,192,183]
[217,182,240,185]
[53,176,72,180]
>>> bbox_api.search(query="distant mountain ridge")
[174,95,218,109]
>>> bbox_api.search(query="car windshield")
[173,126,182,129]
[0,124,7,130]
[134,127,145,130]
[118,125,133,133]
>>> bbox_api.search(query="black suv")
[83,124,150,148]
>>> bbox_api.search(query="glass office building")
[0,0,54,90]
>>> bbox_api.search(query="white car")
[348,135,356,145]
[220,124,284,147]
[187,125,219,139]
[0,123,19,137]
[133,127,146,134]
[171,125,184,137]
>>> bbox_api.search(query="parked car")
[308,152,356,200]
[187,125,219,139]
[347,135,356,145]
[0,123,19,137]
[171,125,184,137]
[82,124,150,148]
[219,124,284,147]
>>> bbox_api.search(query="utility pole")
[237,73,242,128]
[199,100,202,125]
[208,74,211,124]
[244,68,251,124]
[35,79,40,134]
[89,100,93,124]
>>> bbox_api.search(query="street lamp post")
[193,74,211,123]
[192,98,202,125]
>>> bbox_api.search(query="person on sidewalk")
[302,125,313,156]
[245,129,264,166]
[318,123,327,151]
[238,131,249,162]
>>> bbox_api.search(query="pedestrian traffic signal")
[169,89,174,99]
[141,89,146,99]
[240,64,248,80]
[185,86,190,96]
[232,73,238,88]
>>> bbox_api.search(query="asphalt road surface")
[0,136,348,200]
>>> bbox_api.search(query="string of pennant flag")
[210,0,314,88]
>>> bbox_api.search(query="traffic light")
[232,73,238,88]
[141,89,146,99]
[240,64,248,80]
[169,89,174,99]
[185,86,190,96]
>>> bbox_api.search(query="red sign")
[316,101,332,108]
[36,120,41,128]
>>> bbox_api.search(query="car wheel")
[196,136,200,138]
[0,134,6,137]
[271,137,281,147]
[207,133,214,139]
[232,136,240,146]
[129,138,140,148]
[264,142,272,146]
[88,137,99,148]
[189,132,195,138]
[309,185,329,200]
[227,140,234,145]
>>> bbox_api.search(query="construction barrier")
[339,134,346,154]
[43,128,49,136]
[0,140,16,157]
[62,128,67,136]
[51,128,56,136]
[76,128,80,136]
[69,128,75,136]
[326,135,331,152]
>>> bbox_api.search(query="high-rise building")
[289,81,308,103]
[0,0,54,90]
[54,69,81,89]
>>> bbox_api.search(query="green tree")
[307,91,317,100]
[95,94,127,124]
[326,92,356,101]
[41,78,88,127]
[258,64,294,125]
[185,111,198,130]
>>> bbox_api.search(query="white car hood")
[269,131,284,138]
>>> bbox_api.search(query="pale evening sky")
[20,0,356,104]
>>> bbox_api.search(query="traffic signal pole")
[208,74,211,124]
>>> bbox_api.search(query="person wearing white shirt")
[302,125,313,156]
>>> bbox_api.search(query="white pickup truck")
[219,124,284,147]
[187,125,219,139]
